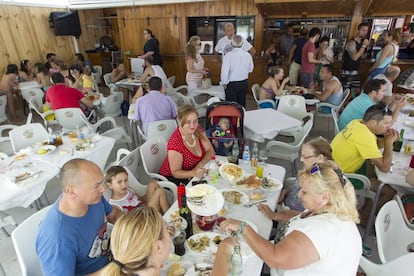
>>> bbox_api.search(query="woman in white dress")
[185,36,208,97]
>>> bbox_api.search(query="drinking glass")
[259,150,268,165]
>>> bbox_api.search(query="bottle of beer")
[393,129,405,152]
[177,183,193,238]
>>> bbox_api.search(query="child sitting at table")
[106,166,170,214]
[206,116,235,156]
[81,66,94,94]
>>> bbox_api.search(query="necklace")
[182,134,196,148]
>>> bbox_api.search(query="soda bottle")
[229,245,243,275]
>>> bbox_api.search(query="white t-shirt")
[215,36,252,55]
[272,212,362,276]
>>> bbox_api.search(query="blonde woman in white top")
[185,36,208,96]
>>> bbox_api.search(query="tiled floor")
[0,93,379,276]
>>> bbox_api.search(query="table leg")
[363,181,385,242]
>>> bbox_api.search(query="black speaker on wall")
[49,10,81,38]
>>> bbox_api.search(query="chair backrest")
[54,108,88,130]
[103,73,113,88]
[251,83,260,103]
[375,200,414,263]
[344,173,375,210]
[118,147,142,181]
[0,124,17,137]
[394,194,414,230]
[11,205,52,276]
[360,254,414,276]
[140,136,168,181]
[9,123,49,153]
[21,88,44,104]
[0,95,8,123]
[336,88,350,111]
[278,95,308,121]
[93,65,102,85]
[331,108,340,135]
[101,92,123,117]
[167,75,176,87]
[145,119,177,142]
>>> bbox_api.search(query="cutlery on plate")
[244,199,267,208]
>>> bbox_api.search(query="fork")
[244,199,267,208]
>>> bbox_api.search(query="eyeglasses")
[301,154,316,159]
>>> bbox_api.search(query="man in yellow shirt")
[331,103,398,224]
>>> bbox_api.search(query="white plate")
[34,145,56,155]
[12,171,40,184]
[187,184,224,216]
[261,177,283,192]
[168,216,188,231]
[219,163,244,182]
[220,189,249,206]
[186,232,225,255]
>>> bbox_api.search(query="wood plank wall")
[0,5,107,74]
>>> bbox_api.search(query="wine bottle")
[177,183,193,238]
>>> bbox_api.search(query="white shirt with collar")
[220,47,254,86]
[215,36,252,55]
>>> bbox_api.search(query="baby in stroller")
[207,116,235,156]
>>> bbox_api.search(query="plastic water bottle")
[251,142,259,168]
[207,156,219,184]
[229,245,243,275]
[232,139,240,164]
[242,145,250,165]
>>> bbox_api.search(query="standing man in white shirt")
[220,35,254,108]
[214,23,256,58]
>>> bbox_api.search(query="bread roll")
[167,262,185,276]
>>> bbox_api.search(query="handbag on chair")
[201,75,212,89]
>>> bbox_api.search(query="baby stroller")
[205,101,244,157]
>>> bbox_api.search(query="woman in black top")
[140,29,163,66]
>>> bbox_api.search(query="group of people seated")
[0,52,98,122]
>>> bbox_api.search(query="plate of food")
[235,175,262,190]
[12,170,41,184]
[247,189,266,201]
[34,145,56,155]
[186,232,225,255]
[261,177,283,192]
[163,260,193,276]
[186,184,224,216]
[219,163,244,182]
[75,142,95,152]
[168,210,188,231]
[220,189,249,206]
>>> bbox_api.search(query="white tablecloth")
[19,81,41,90]
[0,135,115,211]
[244,109,302,143]
[191,85,226,100]
[162,160,286,276]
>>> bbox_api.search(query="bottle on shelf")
[229,245,243,275]
[231,139,240,164]
[177,183,193,238]
[242,145,251,165]
[207,156,219,184]
[393,129,405,152]
[251,142,259,168]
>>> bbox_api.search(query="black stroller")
[205,101,244,158]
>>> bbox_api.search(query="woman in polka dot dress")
[159,104,214,185]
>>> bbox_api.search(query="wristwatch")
[237,222,248,235]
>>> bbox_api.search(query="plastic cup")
[172,231,186,256]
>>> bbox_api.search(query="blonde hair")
[186,36,201,60]
[103,207,164,275]
[177,104,201,138]
[298,161,359,223]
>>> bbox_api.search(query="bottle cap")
[244,145,249,150]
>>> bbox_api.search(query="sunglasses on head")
[366,104,389,121]
[310,163,347,187]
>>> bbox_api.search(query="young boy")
[106,166,170,214]
[207,116,235,156]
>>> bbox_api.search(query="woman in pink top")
[159,105,214,185]
[185,36,209,96]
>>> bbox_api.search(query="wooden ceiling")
[255,0,414,18]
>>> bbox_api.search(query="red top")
[301,40,316,73]
[45,84,85,111]
[159,127,206,177]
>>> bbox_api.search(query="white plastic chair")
[101,91,123,117]
[278,95,314,122]
[394,194,414,230]
[28,97,58,128]
[144,119,177,142]
[375,200,414,263]
[265,120,313,175]
[251,83,276,109]
[169,90,207,117]
[359,254,414,276]
[21,88,44,102]
[11,205,52,276]
[207,96,221,106]
[0,95,9,124]
[92,65,102,86]
[9,123,50,153]
[0,124,17,155]
[344,173,375,210]
[331,107,340,136]
[167,75,176,87]
[103,73,116,91]
[316,88,350,119]
[140,136,169,182]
